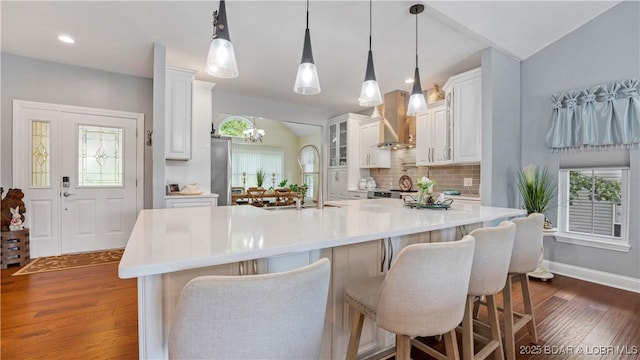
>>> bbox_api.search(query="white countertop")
[118,199,525,279]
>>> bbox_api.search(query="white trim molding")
[543,259,640,293]
[554,232,631,252]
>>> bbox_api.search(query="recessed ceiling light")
[57,35,75,44]
[404,78,414,84]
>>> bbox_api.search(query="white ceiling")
[1,1,620,117]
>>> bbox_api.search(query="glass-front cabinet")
[328,120,348,167]
[339,121,347,166]
[329,123,337,167]
[326,113,369,200]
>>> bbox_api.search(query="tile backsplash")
[368,149,480,197]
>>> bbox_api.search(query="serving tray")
[404,198,453,210]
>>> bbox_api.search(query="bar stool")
[168,258,331,359]
[503,213,544,360]
[460,221,516,360]
[345,236,476,360]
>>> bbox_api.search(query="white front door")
[59,112,137,253]
[13,100,143,256]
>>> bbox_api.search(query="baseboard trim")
[543,260,640,293]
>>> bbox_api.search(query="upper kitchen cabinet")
[328,118,348,168]
[165,66,196,160]
[326,113,368,200]
[359,119,390,169]
[416,100,451,166]
[443,68,482,164]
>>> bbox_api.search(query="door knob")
[63,192,75,197]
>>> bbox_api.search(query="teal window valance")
[545,79,640,152]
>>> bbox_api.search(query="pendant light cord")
[306,0,309,30]
[415,11,418,68]
[369,0,372,51]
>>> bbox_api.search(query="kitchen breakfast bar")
[118,198,525,359]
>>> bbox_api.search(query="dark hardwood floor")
[1,263,638,359]
[412,275,639,360]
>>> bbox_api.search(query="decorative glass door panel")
[339,121,347,166]
[31,120,51,187]
[78,125,124,187]
[329,123,338,167]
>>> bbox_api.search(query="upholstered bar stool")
[345,236,476,360]
[168,258,331,359]
[502,213,544,360]
[460,221,516,360]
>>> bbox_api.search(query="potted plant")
[256,168,265,189]
[516,164,556,280]
[516,165,556,226]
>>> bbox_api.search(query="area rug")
[12,249,124,276]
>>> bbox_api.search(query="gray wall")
[1,53,154,209]
[480,47,522,208]
[521,1,640,278]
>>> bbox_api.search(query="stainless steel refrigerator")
[210,135,232,206]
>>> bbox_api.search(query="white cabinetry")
[359,121,390,168]
[328,119,348,168]
[328,169,348,200]
[326,114,368,201]
[165,194,218,208]
[443,68,482,164]
[348,190,368,200]
[416,101,451,166]
[165,66,196,160]
[331,241,390,359]
[331,236,418,359]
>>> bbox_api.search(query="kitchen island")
[119,198,525,359]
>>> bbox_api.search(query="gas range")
[367,189,418,199]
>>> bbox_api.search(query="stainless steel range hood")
[376,90,415,149]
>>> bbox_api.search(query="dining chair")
[247,187,266,207]
[168,258,331,359]
[275,188,293,206]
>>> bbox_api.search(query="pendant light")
[205,0,239,78]
[294,0,321,95]
[358,0,382,107]
[407,4,427,116]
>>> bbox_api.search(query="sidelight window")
[31,120,50,187]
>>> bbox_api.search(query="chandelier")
[243,118,266,143]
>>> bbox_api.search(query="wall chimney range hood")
[376,90,415,149]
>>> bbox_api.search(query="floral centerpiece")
[416,176,434,204]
